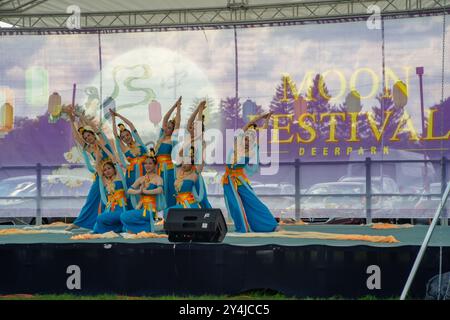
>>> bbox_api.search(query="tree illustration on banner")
[219,97,244,131]
[269,77,294,126]
[189,96,219,129]
[423,97,450,158]
[0,113,71,166]
[303,74,352,149]
[369,88,421,150]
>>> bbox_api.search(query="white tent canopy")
[0,0,449,31]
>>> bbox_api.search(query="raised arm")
[111,109,145,146]
[262,111,273,130]
[162,96,182,131]
[187,100,205,134]
[243,112,270,132]
[79,112,98,131]
[174,97,182,130]
[110,110,126,151]
[79,113,110,144]
[79,112,118,163]
[69,118,85,147]
[111,109,136,132]
[68,108,86,149]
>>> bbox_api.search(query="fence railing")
[0,158,448,225]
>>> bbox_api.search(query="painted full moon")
[87,46,220,142]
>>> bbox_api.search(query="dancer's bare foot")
[65,224,80,231]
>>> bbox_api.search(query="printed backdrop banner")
[0,17,449,219]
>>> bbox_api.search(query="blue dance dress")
[73,142,112,230]
[120,182,166,233]
[222,156,278,233]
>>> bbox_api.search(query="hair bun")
[118,123,126,132]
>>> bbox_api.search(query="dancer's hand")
[109,108,117,117]
[174,96,182,108]
[265,111,273,118]
[65,104,75,117]
[67,108,76,121]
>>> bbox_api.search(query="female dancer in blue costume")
[121,154,166,233]
[222,112,279,233]
[66,109,118,232]
[155,96,182,208]
[186,100,212,209]
[93,156,128,234]
[110,109,148,190]
[164,150,203,220]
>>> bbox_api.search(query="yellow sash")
[127,155,146,178]
[140,195,157,217]
[107,190,126,211]
[221,167,250,186]
[176,192,196,207]
[157,154,174,175]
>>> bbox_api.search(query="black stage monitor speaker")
[164,208,227,243]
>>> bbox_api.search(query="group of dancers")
[65,97,279,234]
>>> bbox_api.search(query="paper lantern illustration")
[1,103,14,130]
[0,87,15,106]
[48,92,62,117]
[148,100,162,125]
[294,95,307,119]
[345,90,362,113]
[243,99,257,122]
[393,80,408,109]
[26,66,49,107]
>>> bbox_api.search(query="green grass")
[0,293,398,300]
[0,293,289,300]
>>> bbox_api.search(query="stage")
[0,224,449,298]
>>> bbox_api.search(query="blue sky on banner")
[0,15,448,137]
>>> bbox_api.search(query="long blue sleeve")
[115,136,129,168]
[131,130,148,153]
[81,149,96,173]
[98,177,108,206]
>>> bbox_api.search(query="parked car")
[338,175,400,193]
[339,175,411,220]
[250,184,294,218]
[414,183,448,218]
[204,182,295,220]
[0,175,92,225]
[282,181,395,223]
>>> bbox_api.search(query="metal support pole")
[295,159,300,220]
[400,180,450,300]
[441,157,448,226]
[36,163,42,226]
[417,67,430,195]
[233,25,239,130]
[365,157,372,224]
